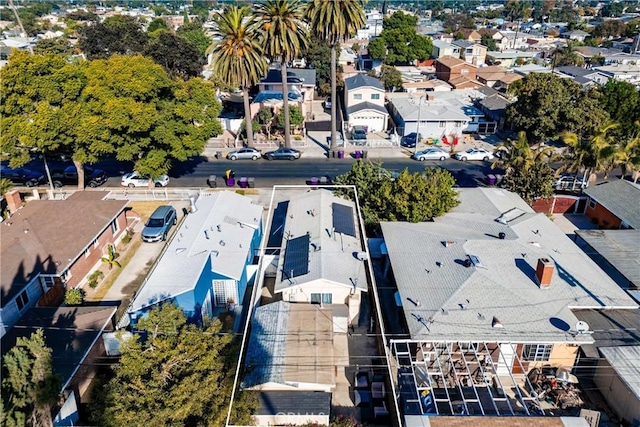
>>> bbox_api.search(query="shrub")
[88,270,104,288]
[121,228,134,244]
[65,288,85,305]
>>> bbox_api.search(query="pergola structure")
[392,340,544,417]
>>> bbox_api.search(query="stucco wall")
[594,358,640,424]
[586,201,622,229]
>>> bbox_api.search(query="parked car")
[264,147,301,161]
[51,165,108,188]
[400,132,422,148]
[226,147,262,161]
[323,96,332,109]
[412,147,449,161]
[453,148,494,161]
[553,173,588,191]
[0,164,45,187]
[326,132,345,146]
[121,171,170,187]
[351,126,367,145]
[141,205,177,242]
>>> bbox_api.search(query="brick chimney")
[5,190,22,215]
[535,258,554,288]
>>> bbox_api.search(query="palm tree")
[0,178,13,197]
[307,0,365,152]
[101,244,121,270]
[613,124,640,181]
[254,0,309,148]
[209,6,269,147]
[562,121,619,181]
[493,131,556,172]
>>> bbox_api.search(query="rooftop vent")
[175,248,186,254]
[498,232,506,240]
[495,207,526,224]
[492,316,503,328]
[442,240,456,247]
[189,196,197,213]
[467,254,485,269]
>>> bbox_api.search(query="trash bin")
[247,177,255,188]
[239,177,248,188]
[215,151,222,160]
[354,151,362,159]
[225,177,235,187]
[207,175,217,188]
[311,177,319,185]
[488,174,496,186]
[363,150,368,159]
[338,150,345,159]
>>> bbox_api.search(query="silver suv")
[141,205,177,242]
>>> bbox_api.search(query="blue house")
[127,191,263,329]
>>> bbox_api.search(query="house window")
[354,93,362,100]
[588,199,596,209]
[213,279,237,307]
[40,276,56,288]
[93,239,99,248]
[371,93,380,100]
[310,293,332,304]
[111,219,119,234]
[84,247,91,258]
[439,121,446,128]
[16,290,29,311]
[523,344,552,361]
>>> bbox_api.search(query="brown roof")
[477,72,507,82]
[478,28,499,37]
[476,65,507,78]
[448,76,483,88]
[499,73,523,83]
[0,191,127,305]
[437,55,467,68]
[428,417,565,427]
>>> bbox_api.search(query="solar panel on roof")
[332,203,356,237]
[283,235,310,280]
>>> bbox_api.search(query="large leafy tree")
[506,73,609,143]
[90,304,256,426]
[1,52,222,189]
[598,80,640,142]
[78,15,148,60]
[492,132,555,203]
[177,19,211,57]
[367,11,432,65]
[307,0,365,151]
[376,65,403,92]
[254,0,309,148]
[143,32,204,79]
[334,160,459,228]
[209,6,269,147]
[301,35,341,95]
[1,329,61,427]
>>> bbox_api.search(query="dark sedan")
[264,147,301,161]
[0,165,45,187]
[400,132,422,148]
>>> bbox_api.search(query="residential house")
[476,66,523,90]
[575,229,640,290]
[253,67,316,119]
[593,64,640,88]
[0,191,129,337]
[254,391,331,426]
[387,89,494,137]
[379,187,637,419]
[572,308,640,425]
[344,74,388,132]
[563,30,590,42]
[456,29,482,43]
[431,40,460,59]
[554,66,611,87]
[485,50,539,67]
[266,189,367,319]
[434,56,477,82]
[127,191,263,329]
[475,86,511,131]
[583,180,640,230]
[357,52,383,73]
[512,63,552,76]
[452,40,487,66]
[498,30,530,50]
[403,79,452,93]
[1,306,117,426]
[448,75,484,89]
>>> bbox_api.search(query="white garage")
[347,102,389,132]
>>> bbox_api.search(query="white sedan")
[412,147,449,161]
[453,148,495,162]
[121,171,170,188]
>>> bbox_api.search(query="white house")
[344,74,388,132]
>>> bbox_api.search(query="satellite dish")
[355,252,368,261]
[575,321,590,334]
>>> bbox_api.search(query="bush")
[65,288,85,305]
[121,228,134,244]
[88,270,104,288]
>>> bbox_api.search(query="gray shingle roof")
[599,346,640,399]
[129,191,262,313]
[380,188,637,343]
[573,308,640,348]
[345,74,384,91]
[273,190,367,294]
[347,101,388,115]
[584,180,640,229]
